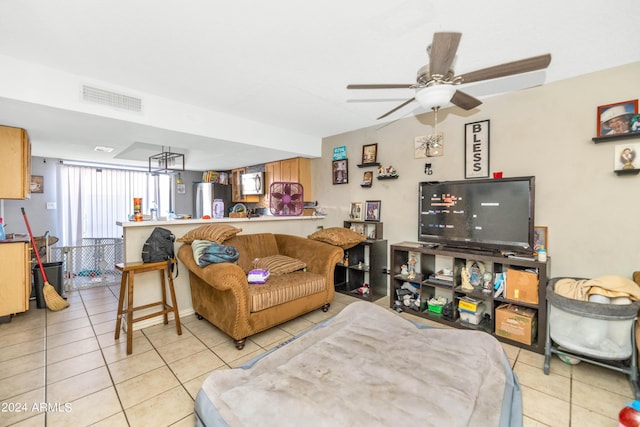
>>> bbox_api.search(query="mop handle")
[21,207,49,283]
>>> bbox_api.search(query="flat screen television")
[418,176,535,253]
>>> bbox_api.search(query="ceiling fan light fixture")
[415,85,457,110]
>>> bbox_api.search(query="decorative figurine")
[400,264,409,276]
[407,255,417,274]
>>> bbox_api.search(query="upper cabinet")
[266,157,312,202]
[0,126,31,199]
[230,167,259,203]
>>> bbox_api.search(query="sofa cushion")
[248,271,326,312]
[177,224,242,244]
[225,233,280,273]
[308,227,366,250]
[253,255,306,276]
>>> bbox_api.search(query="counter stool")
[114,259,182,355]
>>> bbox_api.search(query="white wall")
[311,62,640,279]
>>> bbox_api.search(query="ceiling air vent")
[81,85,143,113]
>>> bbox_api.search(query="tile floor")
[0,286,635,426]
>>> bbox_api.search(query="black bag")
[141,227,178,277]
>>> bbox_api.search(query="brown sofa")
[177,233,343,349]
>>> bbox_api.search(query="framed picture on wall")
[332,159,348,184]
[464,120,490,179]
[361,143,378,165]
[30,175,44,193]
[597,99,638,137]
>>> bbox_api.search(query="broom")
[21,207,69,311]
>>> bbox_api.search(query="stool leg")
[126,271,134,355]
[167,267,182,336]
[114,270,127,340]
[160,269,168,325]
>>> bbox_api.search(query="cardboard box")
[505,268,539,304]
[495,304,537,345]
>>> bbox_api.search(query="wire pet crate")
[50,238,124,291]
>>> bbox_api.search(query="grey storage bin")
[33,261,65,309]
[544,277,640,398]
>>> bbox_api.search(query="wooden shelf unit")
[390,241,549,354]
[334,221,387,302]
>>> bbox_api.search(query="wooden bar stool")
[114,259,182,355]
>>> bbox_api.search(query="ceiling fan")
[347,32,551,120]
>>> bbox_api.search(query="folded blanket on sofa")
[192,240,240,267]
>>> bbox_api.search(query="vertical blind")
[60,164,170,245]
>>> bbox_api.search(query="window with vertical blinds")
[59,164,170,245]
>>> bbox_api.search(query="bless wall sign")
[465,120,490,179]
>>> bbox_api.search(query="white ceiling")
[0,0,639,171]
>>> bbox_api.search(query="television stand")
[390,241,549,354]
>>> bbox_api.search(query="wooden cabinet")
[0,126,31,199]
[390,242,548,354]
[334,221,387,301]
[265,157,312,202]
[230,167,259,203]
[0,242,31,316]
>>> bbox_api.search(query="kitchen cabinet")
[0,242,31,316]
[265,157,312,202]
[0,126,31,199]
[231,167,259,203]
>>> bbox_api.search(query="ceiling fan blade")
[457,53,552,84]
[429,32,462,77]
[377,97,415,120]
[347,84,414,90]
[450,90,482,110]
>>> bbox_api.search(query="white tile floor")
[0,286,635,426]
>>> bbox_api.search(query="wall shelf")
[377,175,399,180]
[357,162,380,168]
[592,133,640,143]
[615,169,640,176]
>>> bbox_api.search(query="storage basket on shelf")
[544,277,640,398]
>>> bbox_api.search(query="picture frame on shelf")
[361,143,378,165]
[464,120,490,179]
[365,200,381,221]
[350,222,365,236]
[366,223,377,240]
[332,159,348,184]
[534,226,548,253]
[361,171,373,187]
[597,99,638,137]
[614,143,640,172]
[350,202,364,221]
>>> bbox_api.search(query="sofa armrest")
[177,244,250,293]
[274,234,344,278]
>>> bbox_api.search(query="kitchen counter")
[116,215,324,228]
[116,215,327,331]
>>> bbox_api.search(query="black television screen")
[418,176,535,253]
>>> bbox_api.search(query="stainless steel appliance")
[241,172,264,195]
[193,182,231,218]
